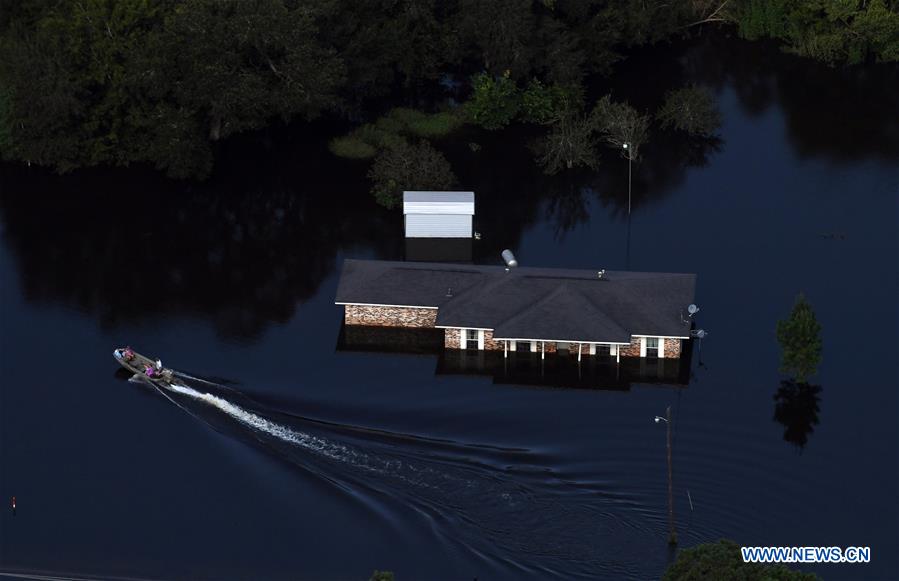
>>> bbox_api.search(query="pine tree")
[776,293,822,383]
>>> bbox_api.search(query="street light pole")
[654,406,677,545]
[623,142,632,215]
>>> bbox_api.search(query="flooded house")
[334,258,698,365]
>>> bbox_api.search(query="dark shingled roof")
[335,259,696,342]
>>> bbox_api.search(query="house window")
[645,337,659,358]
[557,342,570,352]
[597,344,611,356]
[516,340,531,353]
[465,329,479,350]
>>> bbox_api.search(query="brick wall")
[484,330,503,351]
[444,328,461,349]
[344,305,437,328]
[619,337,641,357]
[664,338,682,358]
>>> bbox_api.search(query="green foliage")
[657,85,722,137]
[163,0,345,140]
[328,136,377,159]
[664,539,819,580]
[368,140,456,209]
[7,0,889,178]
[0,86,11,154]
[0,0,174,172]
[534,110,600,174]
[734,0,899,64]
[369,571,395,581]
[466,71,520,130]
[520,79,579,124]
[776,293,822,383]
[0,0,342,178]
[383,108,465,139]
[591,95,651,161]
[457,0,536,78]
[328,108,463,159]
[737,0,789,40]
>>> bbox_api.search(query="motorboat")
[113,347,174,386]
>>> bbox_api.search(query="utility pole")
[623,142,632,215]
[654,406,677,545]
[665,404,676,545]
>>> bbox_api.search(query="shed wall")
[405,214,472,238]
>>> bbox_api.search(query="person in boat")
[123,347,134,361]
[145,365,156,378]
[155,359,163,371]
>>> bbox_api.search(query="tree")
[664,539,819,580]
[776,293,822,383]
[0,0,344,179]
[368,140,456,208]
[0,1,173,172]
[457,0,535,78]
[162,0,344,142]
[591,95,651,161]
[369,571,394,581]
[466,71,520,130]
[0,86,11,155]
[534,100,600,174]
[734,0,899,65]
[657,85,722,137]
[520,79,579,124]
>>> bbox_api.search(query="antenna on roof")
[687,304,699,317]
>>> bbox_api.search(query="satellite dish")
[693,329,707,339]
[687,304,699,316]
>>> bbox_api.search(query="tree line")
[0,0,896,181]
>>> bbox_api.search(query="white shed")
[403,191,475,238]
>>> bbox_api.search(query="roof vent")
[446,287,454,298]
[502,249,518,268]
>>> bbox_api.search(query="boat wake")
[149,374,667,579]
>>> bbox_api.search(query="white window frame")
[463,328,484,351]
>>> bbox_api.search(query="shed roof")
[403,191,475,215]
[335,259,696,342]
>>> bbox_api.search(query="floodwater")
[1,34,897,580]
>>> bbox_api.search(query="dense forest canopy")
[0,0,896,181]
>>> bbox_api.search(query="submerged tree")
[466,71,521,130]
[591,95,651,161]
[368,140,456,208]
[776,293,822,383]
[534,109,600,174]
[657,85,722,138]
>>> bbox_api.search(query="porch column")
[541,341,545,360]
[504,340,508,358]
[616,348,620,364]
[578,343,582,362]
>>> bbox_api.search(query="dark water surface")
[1,35,897,580]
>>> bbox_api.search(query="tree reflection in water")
[773,379,822,452]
